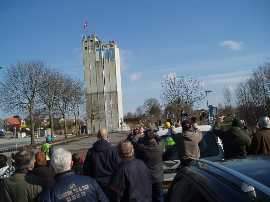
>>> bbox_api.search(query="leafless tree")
[0,62,45,144]
[38,69,62,135]
[57,75,73,137]
[223,87,233,108]
[161,73,205,114]
[143,98,162,120]
[69,80,84,135]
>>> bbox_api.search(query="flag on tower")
[83,21,88,31]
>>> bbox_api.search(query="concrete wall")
[83,35,123,133]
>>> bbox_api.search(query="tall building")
[83,34,123,133]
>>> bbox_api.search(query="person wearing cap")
[176,120,203,167]
[110,141,152,202]
[0,150,42,202]
[249,116,270,155]
[219,118,251,159]
[83,128,121,197]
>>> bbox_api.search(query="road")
[54,132,128,153]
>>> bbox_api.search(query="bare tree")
[57,75,74,137]
[143,98,162,120]
[38,69,62,135]
[223,87,233,108]
[0,62,45,144]
[69,80,84,136]
[161,73,205,114]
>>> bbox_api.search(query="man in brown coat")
[176,120,203,167]
[249,116,270,155]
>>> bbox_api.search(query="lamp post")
[205,90,213,107]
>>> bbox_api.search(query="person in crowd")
[163,135,178,160]
[41,139,52,161]
[0,154,15,179]
[32,151,55,188]
[72,153,83,174]
[136,129,164,202]
[176,120,203,167]
[83,128,121,196]
[39,148,108,202]
[249,116,270,155]
[190,116,199,131]
[0,150,42,202]
[219,118,251,159]
[127,128,140,144]
[110,141,152,202]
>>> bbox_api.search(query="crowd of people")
[0,115,270,202]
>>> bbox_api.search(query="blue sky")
[0,0,270,117]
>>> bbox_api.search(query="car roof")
[218,156,270,187]
[195,157,270,198]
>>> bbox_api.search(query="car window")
[168,175,212,202]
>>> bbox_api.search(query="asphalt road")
[54,132,128,153]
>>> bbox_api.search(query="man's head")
[97,128,108,140]
[144,129,157,145]
[232,119,242,128]
[258,116,270,129]
[72,153,80,164]
[0,154,8,168]
[35,152,47,167]
[181,120,192,131]
[118,141,134,159]
[50,148,72,174]
[14,150,35,171]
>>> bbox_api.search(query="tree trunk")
[29,109,35,145]
[64,116,68,138]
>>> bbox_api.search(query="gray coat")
[175,130,203,160]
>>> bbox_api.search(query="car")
[166,156,270,202]
[162,129,224,191]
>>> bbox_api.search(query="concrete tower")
[83,34,123,133]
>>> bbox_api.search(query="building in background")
[83,34,123,133]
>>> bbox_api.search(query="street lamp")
[205,90,213,107]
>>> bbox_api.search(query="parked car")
[166,156,270,202]
[0,128,5,137]
[162,128,224,191]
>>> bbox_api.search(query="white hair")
[50,148,72,174]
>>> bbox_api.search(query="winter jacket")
[0,170,42,202]
[32,165,55,188]
[249,128,270,155]
[136,140,164,183]
[110,158,152,202]
[39,171,108,202]
[220,126,251,159]
[175,130,203,160]
[83,139,121,188]
[0,165,15,179]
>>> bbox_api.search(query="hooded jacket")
[83,139,121,188]
[0,170,42,202]
[110,158,152,202]
[39,171,108,202]
[176,129,203,160]
[249,128,270,155]
[136,139,164,183]
[220,126,251,159]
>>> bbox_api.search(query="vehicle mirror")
[241,183,256,200]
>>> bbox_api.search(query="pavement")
[54,132,128,153]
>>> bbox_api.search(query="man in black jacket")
[110,140,152,202]
[83,128,121,196]
[39,148,108,202]
[136,129,164,202]
[220,119,251,159]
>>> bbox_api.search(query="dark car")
[166,156,270,202]
[163,130,224,191]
